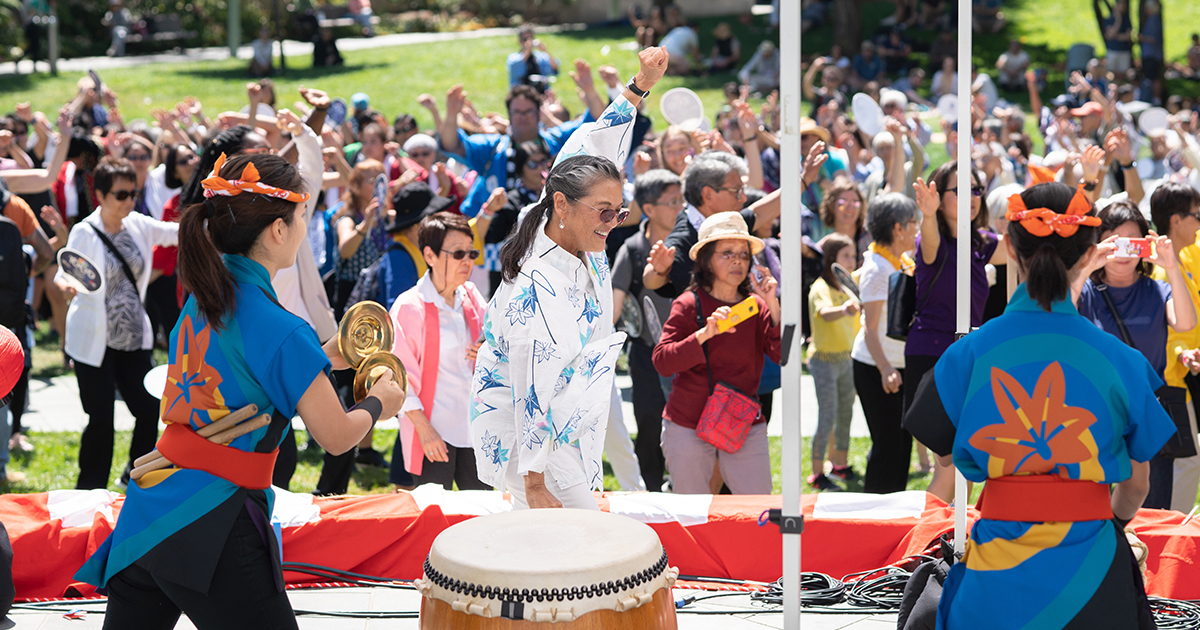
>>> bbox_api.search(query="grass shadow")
[174,61,391,81]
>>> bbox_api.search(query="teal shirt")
[76,255,330,589]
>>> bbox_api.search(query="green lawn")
[7,428,947,499]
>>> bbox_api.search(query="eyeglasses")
[526,159,550,170]
[510,107,539,119]
[108,189,137,201]
[127,153,151,162]
[654,197,685,208]
[441,248,480,260]
[716,185,745,197]
[836,198,862,208]
[576,199,630,224]
[715,250,752,262]
[946,187,985,197]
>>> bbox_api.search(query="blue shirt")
[506,50,558,87]
[908,284,1174,629]
[1077,276,1171,374]
[852,54,884,81]
[76,255,331,589]
[449,113,594,217]
[377,242,420,309]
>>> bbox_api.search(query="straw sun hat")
[689,211,766,260]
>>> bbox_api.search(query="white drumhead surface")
[429,509,663,588]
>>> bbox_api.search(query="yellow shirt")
[807,277,861,362]
[1153,242,1200,391]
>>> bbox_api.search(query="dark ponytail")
[177,153,305,329]
[1006,182,1098,311]
[180,125,254,206]
[497,154,622,283]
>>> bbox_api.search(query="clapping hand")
[647,240,675,276]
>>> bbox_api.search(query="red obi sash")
[976,475,1114,522]
[156,423,278,490]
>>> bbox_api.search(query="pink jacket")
[390,279,486,475]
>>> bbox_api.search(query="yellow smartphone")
[717,296,759,333]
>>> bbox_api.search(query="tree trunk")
[833,0,866,55]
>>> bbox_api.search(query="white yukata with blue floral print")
[470,95,637,492]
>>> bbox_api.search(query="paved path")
[10,586,898,629]
[21,371,870,441]
[0,24,585,77]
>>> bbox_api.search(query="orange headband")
[201,153,310,204]
[1005,185,1100,238]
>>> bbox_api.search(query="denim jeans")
[809,356,854,461]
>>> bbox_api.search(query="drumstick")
[129,413,272,481]
[133,403,259,468]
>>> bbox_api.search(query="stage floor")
[10,587,899,629]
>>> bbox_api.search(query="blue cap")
[351,92,370,111]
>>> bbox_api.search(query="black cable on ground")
[1150,598,1200,630]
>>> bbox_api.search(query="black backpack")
[0,188,28,331]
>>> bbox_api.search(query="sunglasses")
[108,189,137,201]
[396,123,416,133]
[442,248,480,260]
[525,159,550,170]
[947,187,985,197]
[576,199,630,224]
[127,153,151,162]
[716,250,752,262]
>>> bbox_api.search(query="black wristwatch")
[626,77,649,98]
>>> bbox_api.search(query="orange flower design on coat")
[969,362,1097,476]
[160,315,225,428]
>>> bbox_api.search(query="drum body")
[417,509,678,629]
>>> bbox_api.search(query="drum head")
[1139,106,1169,136]
[853,92,885,136]
[423,509,674,622]
[58,248,102,293]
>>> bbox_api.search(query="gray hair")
[403,133,438,154]
[682,156,737,208]
[697,150,749,177]
[866,193,918,245]
[880,89,908,111]
[871,132,895,152]
[499,155,622,282]
[634,169,682,208]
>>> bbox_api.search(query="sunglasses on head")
[109,189,136,201]
[442,248,480,260]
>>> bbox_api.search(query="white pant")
[605,385,646,491]
[1172,402,1200,513]
[505,449,599,510]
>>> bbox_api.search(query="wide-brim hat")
[800,117,831,143]
[689,211,765,261]
[387,181,454,233]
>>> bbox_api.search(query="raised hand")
[913,177,940,218]
[802,141,828,185]
[445,84,466,117]
[417,93,438,112]
[734,100,759,140]
[635,45,669,91]
[275,109,305,136]
[647,240,675,276]
[1080,144,1106,183]
[299,86,331,110]
[633,151,652,176]
[1147,230,1176,271]
[569,58,595,91]
[597,64,621,89]
[14,102,32,123]
[484,187,507,215]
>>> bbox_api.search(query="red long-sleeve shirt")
[652,289,781,429]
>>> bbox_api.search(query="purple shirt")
[907,230,998,357]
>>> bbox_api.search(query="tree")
[833,0,866,55]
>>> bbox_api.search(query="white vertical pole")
[779,0,803,627]
[953,0,971,556]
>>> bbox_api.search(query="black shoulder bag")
[1097,283,1196,459]
[88,224,144,310]
[886,249,947,342]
